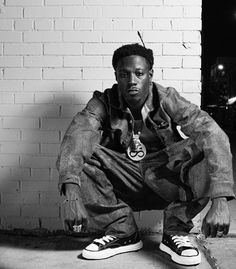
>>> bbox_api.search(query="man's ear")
[114,71,118,81]
[149,69,154,79]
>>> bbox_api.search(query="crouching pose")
[57,43,235,266]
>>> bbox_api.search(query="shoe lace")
[171,235,193,249]
[94,235,117,246]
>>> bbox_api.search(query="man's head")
[112,43,154,110]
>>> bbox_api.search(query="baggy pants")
[79,138,210,237]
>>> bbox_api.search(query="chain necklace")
[127,119,146,161]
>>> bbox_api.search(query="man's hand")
[62,183,88,232]
[201,197,230,237]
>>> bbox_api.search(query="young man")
[57,43,235,266]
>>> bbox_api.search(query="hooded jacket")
[57,82,235,199]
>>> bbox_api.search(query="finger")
[202,222,210,237]
[223,224,229,236]
[216,225,224,237]
[210,223,218,237]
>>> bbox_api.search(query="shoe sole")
[159,242,201,266]
[82,240,143,260]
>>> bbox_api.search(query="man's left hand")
[202,197,230,237]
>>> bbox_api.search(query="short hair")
[112,43,154,70]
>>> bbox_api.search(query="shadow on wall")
[0,92,87,232]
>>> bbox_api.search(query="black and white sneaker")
[82,232,143,260]
[159,233,201,266]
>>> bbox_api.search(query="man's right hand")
[62,183,88,232]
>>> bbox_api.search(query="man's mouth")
[128,87,139,95]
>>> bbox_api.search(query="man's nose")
[128,73,137,85]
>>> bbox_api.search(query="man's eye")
[119,72,128,78]
[136,72,143,77]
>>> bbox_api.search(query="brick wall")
[0,0,202,232]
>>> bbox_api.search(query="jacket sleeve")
[163,87,235,200]
[56,93,107,194]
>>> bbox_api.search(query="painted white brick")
[75,19,93,30]
[24,7,61,18]
[15,93,34,103]
[63,31,101,42]
[163,68,201,80]
[35,92,54,103]
[24,56,63,67]
[0,205,20,217]
[4,43,42,55]
[41,118,70,131]
[60,105,84,117]
[1,217,39,230]
[102,55,113,67]
[163,43,201,55]
[43,68,82,79]
[145,43,162,55]
[0,80,23,91]
[21,180,57,192]
[156,56,182,68]
[124,0,162,5]
[0,7,23,18]
[55,18,74,30]
[0,31,22,42]
[156,80,183,91]
[24,31,62,42]
[0,56,22,67]
[0,104,22,115]
[84,43,121,55]
[164,0,201,6]
[45,0,83,5]
[0,154,20,166]
[20,156,56,169]
[84,0,122,5]
[183,81,201,93]
[182,92,201,106]
[6,0,43,6]
[144,6,183,18]
[14,19,33,30]
[0,142,39,154]
[41,143,60,156]
[63,80,102,92]
[103,31,140,43]
[73,92,94,104]
[0,129,20,141]
[4,68,41,79]
[0,180,20,193]
[0,93,14,103]
[0,69,3,79]
[11,167,30,178]
[133,19,152,30]
[93,19,112,30]
[21,130,59,142]
[22,104,59,117]
[1,192,39,205]
[44,43,82,55]
[40,217,62,230]
[113,19,132,30]
[63,6,102,18]
[103,7,142,18]
[31,168,50,180]
[144,31,182,43]
[153,19,172,30]
[183,31,201,43]
[172,19,201,30]
[3,117,39,128]
[64,56,102,67]
[182,56,201,68]
[83,68,114,80]
[21,205,59,217]
[35,19,54,30]
[53,93,73,104]
[0,19,13,30]
[24,80,63,91]
[39,191,60,205]
[184,7,201,18]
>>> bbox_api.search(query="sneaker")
[159,233,201,266]
[82,232,143,260]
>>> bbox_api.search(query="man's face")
[115,55,153,109]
